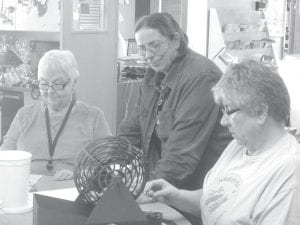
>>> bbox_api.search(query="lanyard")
[45,101,74,171]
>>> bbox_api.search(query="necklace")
[45,101,74,172]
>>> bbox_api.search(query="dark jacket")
[118,49,232,190]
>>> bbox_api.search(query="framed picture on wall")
[72,0,107,32]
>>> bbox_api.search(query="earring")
[31,83,40,100]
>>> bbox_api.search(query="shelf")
[0,30,60,42]
[215,8,276,65]
[227,48,272,53]
[223,31,267,42]
[227,48,273,60]
[117,58,147,82]
[0,86,31,93]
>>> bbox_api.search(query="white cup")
[0,150,32,213]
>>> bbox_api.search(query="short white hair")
[38,50,80,80]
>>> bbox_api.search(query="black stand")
[33,177,148,225]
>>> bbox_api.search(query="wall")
[208,0,254,11]
[208,0,255,25]
[278,55,300,129]
[61,0,119,133]
[119,0,135,40]
[187,0,208,55]
[293,0,300,52]
[118,0,136,57]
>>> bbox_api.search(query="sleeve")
[254,158,300,225]
[93,109,113,138]
[0,111,21,150]
[254,188,300,225]
[151,73,223,187]
[117,85,142,149]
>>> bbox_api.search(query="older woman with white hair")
[143,60,300,225]
[0,50,112,180]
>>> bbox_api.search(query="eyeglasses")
[138,39,169,56]
[221,106,240,116]
[39,80,70,91]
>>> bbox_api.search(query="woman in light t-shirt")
[143,60,300,225]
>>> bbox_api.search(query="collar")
[148,49,190,90]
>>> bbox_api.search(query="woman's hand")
[136,191,156,204]
[144,179,180,205]
[144,179,202,216]
[53,169,74,181]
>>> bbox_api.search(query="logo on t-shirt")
[202,172,242,224]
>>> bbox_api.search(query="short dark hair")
[212,60,290,124]
[135,12,188,55]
